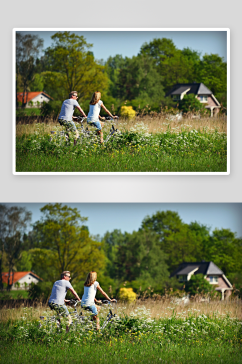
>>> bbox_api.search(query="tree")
[199,54,227,96]
[185,274,215,296]
[115,230,169,286]
[31,204,105,282]
[207,229,242,276]
[16,33,44,108]
[44,32,109,101]
[102,229,127,278]
[105,55,127,99]
[0,204,32,290]
[117,55,165,104]
[139,39,199,93]
[140,211,203,273]
[139,38,177,64]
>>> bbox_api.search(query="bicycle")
[68,299,119,331]
[49,116,120,145]
[39,299,118,332]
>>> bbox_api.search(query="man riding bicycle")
[48,271,81,332]
[58,91,87,145]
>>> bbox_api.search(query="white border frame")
[13,28,230,176]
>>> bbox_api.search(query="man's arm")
[69,287,81,301]
[76,106,87,117]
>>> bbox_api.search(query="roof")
[1,271,42,285]
[170,261,224,278]
[175,265,199,275]
[166,83,213,97]
[17,92,53,103]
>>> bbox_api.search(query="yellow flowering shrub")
[120,106,136,120]
[118,287,137,302]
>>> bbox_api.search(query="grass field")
[0,299,241,363]
[0,290,28,300]
[16,108,42,117]
[15,115,227,173]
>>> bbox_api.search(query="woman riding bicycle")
[87,92,118,143]
[81,271,116,330]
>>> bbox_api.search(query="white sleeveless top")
[81,281,99,306]
[87,100,103,121]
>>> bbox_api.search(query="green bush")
[40,100,62,117]
[185,274,215,296]
[178,94,207,114]
[28,281,53,301]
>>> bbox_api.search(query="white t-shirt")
[81,281,99,306]
[58,99,80,121]
[87,100,103,121]
[49,279,73,305]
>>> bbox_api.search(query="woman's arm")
[97,284,115,301]
[101,104,115,118]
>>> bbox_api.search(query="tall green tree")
[16,33,44,107]
[0,204,32,290]
[140,211,203,272]
[102,229,126,278]
[31,204,105,282]
[199,54,227,95]
[44,32,109,101]
[207,229,242,276]
[117,55,165,104]
[115,230,169,285]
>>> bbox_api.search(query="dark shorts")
[58,119,77,132]
[48,302,70,316]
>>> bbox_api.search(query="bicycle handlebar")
[74,116,119,123]
[102,299,117,304]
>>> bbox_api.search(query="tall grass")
[1,298,240,322]
[15,114,227,172]
[16,114,227,137]
[1,298,241,363]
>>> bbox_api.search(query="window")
[209,276,218,283]
[172,95,180,101]
[178,275,187,282]
[200,95,208,102]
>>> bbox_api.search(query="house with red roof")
[1,271,43,290]
[17,91,53,108]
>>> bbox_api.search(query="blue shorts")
[87,118,102,131]
[48,302,70,316]
[81,303,98,316]
[58,119,77,131]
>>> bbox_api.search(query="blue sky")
[4,203,242,238]
[18,30,228,62]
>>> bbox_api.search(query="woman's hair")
[84,271,97,287]
[89,92,101,105]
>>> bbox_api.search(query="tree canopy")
[16,33,227,113]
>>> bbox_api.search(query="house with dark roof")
[170,261,232,300]
[166,82,221,117]
[1,271,43,290]
[17,91,53,108]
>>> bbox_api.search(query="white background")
[1,0,241,203]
